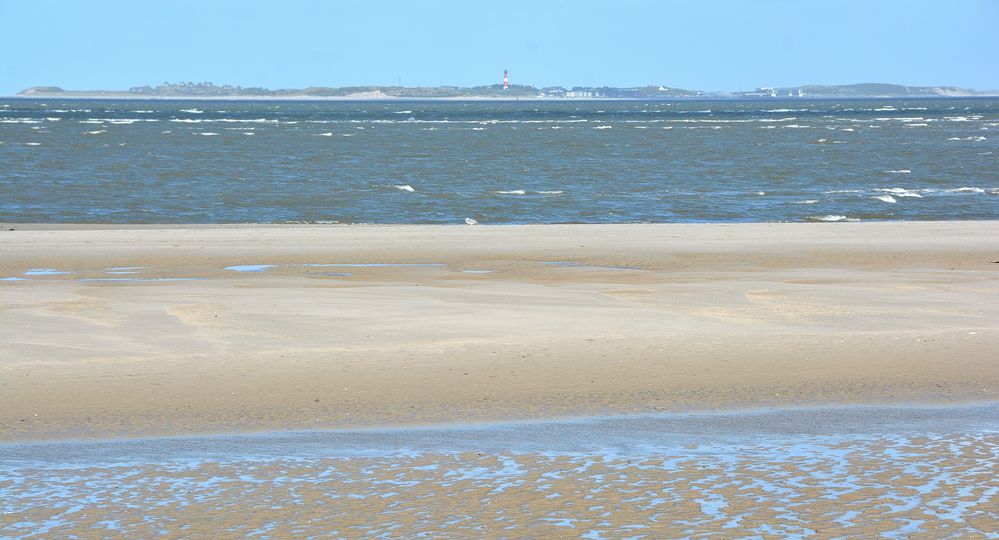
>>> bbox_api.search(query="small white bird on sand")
[465,217,478,225]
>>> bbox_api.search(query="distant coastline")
[12,81,998,100]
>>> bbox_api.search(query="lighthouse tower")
[503,69,509,90]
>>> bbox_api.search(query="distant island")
[15,81,997,100]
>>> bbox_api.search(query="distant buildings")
[738,87,807,98]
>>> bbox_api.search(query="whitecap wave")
[876,188,922,198]
[394,185,415,192]
[180,108,203,114]
[593,125,612,129]
[196,132,219,136]
[318,132,333,137]
[885,169,911,174]
[873,195,897,203]
[83,129,107,135]
[494,190,526,195]
[947,187,986,194]
[811,215,851,222]
[536,190,564,195]
[795,200,818,204]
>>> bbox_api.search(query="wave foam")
[876,188,922,198]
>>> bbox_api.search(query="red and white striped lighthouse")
[503,69,509,90]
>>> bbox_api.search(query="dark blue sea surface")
[1,98,997,224]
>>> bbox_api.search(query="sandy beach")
[2,221,998,441]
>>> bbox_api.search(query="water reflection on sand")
[2,405,997,537]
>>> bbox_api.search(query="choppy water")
[1,98,997,224]
[2,405,997,538]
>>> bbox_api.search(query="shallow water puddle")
[23,268,70,276]
[223,264,277,272]
[105,266,148,275]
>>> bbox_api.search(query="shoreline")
[2,221,998,442]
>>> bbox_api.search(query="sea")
[1,97,997,224]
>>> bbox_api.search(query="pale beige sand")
[1,222,998,441]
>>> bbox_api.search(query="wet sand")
[2,221,998,441]
[2,404,997,537]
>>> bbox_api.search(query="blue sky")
[2,0,997,95]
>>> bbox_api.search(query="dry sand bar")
[2,221,997,441]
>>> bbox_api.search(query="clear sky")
[2,0,997,95]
